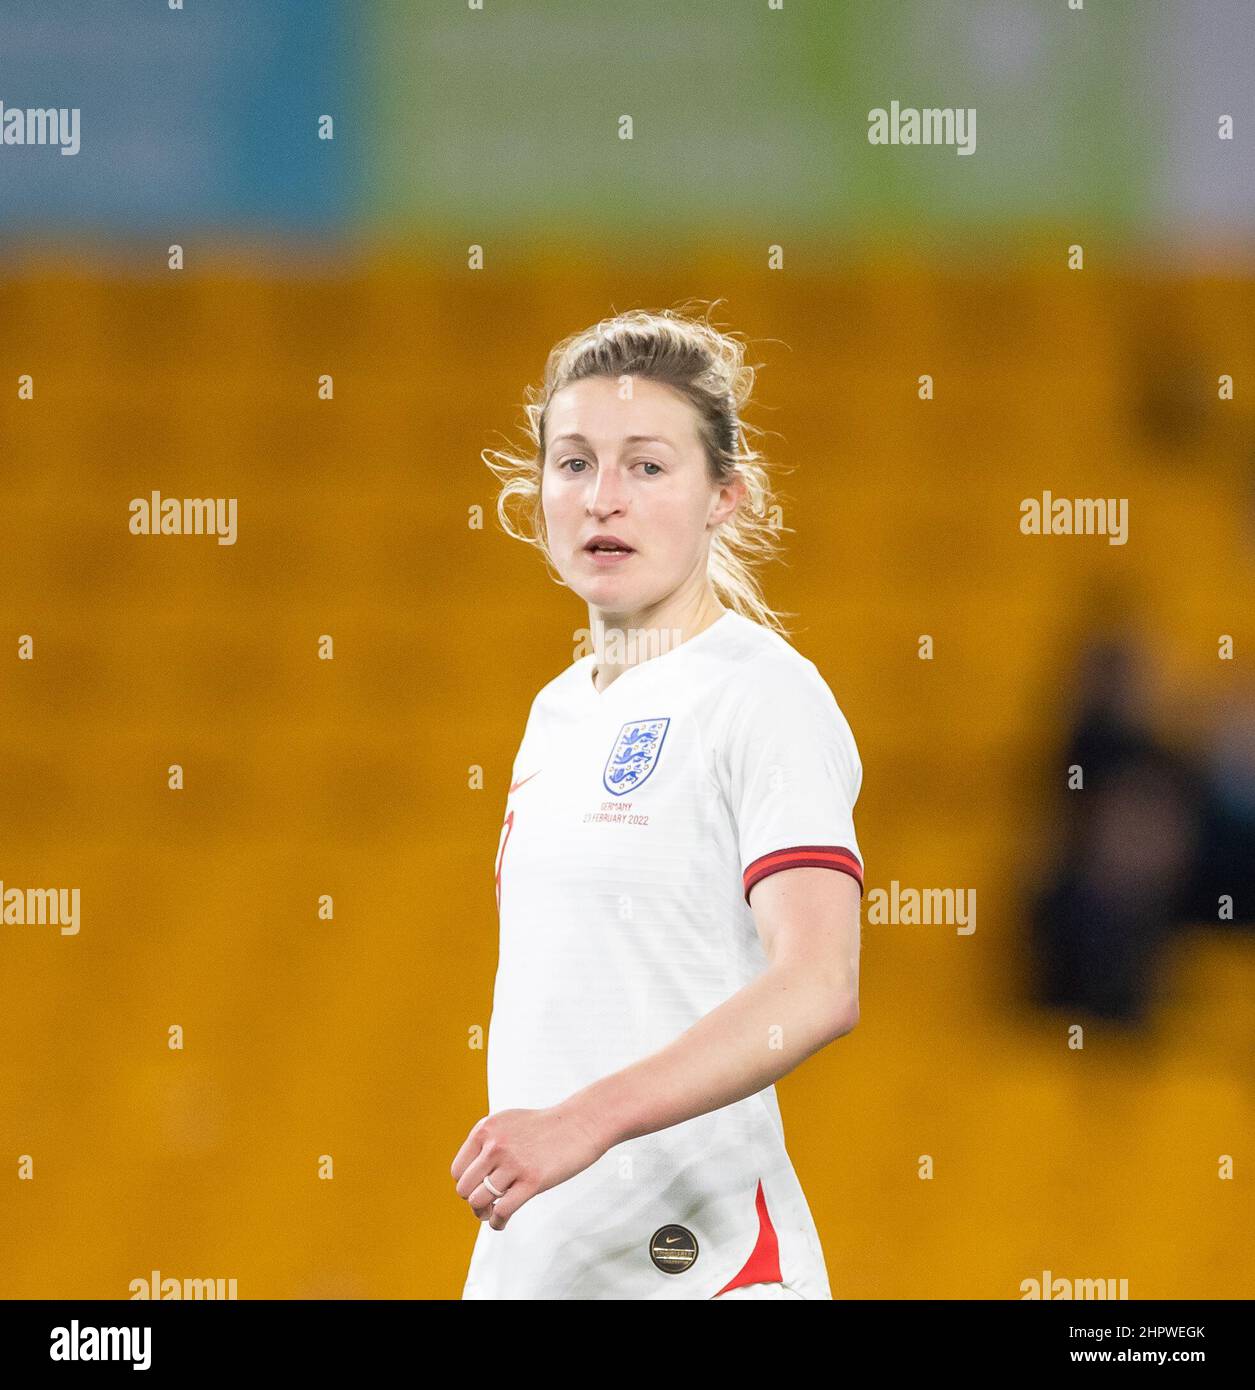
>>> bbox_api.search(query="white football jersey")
[461,609,864,1300]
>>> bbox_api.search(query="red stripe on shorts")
[713,1178,783,1297]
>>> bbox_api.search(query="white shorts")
[713,1281,807,1300]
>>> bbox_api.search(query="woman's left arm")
[574,865,861,1146]
[451,866,860,1229]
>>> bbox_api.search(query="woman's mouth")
[584,538,635,564]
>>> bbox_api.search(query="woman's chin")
[572,575,639,606]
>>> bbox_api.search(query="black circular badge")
[649,1224,699,1274]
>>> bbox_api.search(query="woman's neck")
[587,594,726,694]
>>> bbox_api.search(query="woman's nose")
[588,471,627,513]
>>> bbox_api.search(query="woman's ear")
[710,473,747,529]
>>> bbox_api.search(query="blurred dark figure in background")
[1028,634,1203,1027]
[1184,686,1255,928]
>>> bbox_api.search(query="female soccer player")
[452,304,864,1300]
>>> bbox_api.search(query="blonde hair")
[482,299,795,636]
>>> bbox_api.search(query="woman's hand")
[450,1103,609,1230]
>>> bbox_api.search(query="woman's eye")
[555,457,658,475]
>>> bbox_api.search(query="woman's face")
[540,375,742,616]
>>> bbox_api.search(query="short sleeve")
[716,658,864,905]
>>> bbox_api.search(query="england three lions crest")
[604,718,670,796]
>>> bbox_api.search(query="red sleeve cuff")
[743,846,864,905]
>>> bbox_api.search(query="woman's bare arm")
[452,866,861,1229]
[566,865,861,1151]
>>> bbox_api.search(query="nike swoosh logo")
[665,1234,682,1244]
[509,770,541,794]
